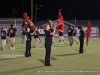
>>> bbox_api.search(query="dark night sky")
[0,0,100,20]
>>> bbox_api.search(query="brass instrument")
[23,19,28,28]
[47,19,55,27]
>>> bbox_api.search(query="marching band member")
[9,24,18,50]
[33,27,39,48]
[72,25,78,44]
[67,24,74,46]
[78,26,85,53]
[25,27,36,57]
[1,27,7,51]
[47,19,55,43]
[23,12,37,56]
[44,24,56,66]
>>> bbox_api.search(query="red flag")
[58,9,63,22]
[86,21,91,46]
[23,12,35,29]
[57,9,64,34]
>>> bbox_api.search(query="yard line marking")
[0,54,24,58]
[32,47,58,50]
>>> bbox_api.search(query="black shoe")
[70,43,72,46]
[45,64,52,66]
[48,64,52,66]
[25,55,29,57]
[29,54,31,57]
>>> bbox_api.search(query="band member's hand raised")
[53,26,56,30]
[35,28,37,31]
[34,28,37,31]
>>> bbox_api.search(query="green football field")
[0,36,100,75]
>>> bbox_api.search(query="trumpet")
[47,19,55,27]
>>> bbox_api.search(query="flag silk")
[57,9,64,34]
[86,21,91,46]
[23,12,35,29]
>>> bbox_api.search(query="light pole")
[13,9,19,18]
[31,0,33,21]
[35,4,42,24]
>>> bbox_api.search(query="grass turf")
[0,36,100,75]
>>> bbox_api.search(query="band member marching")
[25,27,36,57]
[9,24,18,50]
[44,24,56,66]
[23,12,36,57]
[1,27,7,51]
[78,26,85,53]
[33,27,39,48]
[47,19,55,43]
[67,25,74,46]
[72,25,78,44]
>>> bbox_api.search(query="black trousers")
[45,43,52,65]
[79,36,84,53]
[25,40,31,56]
